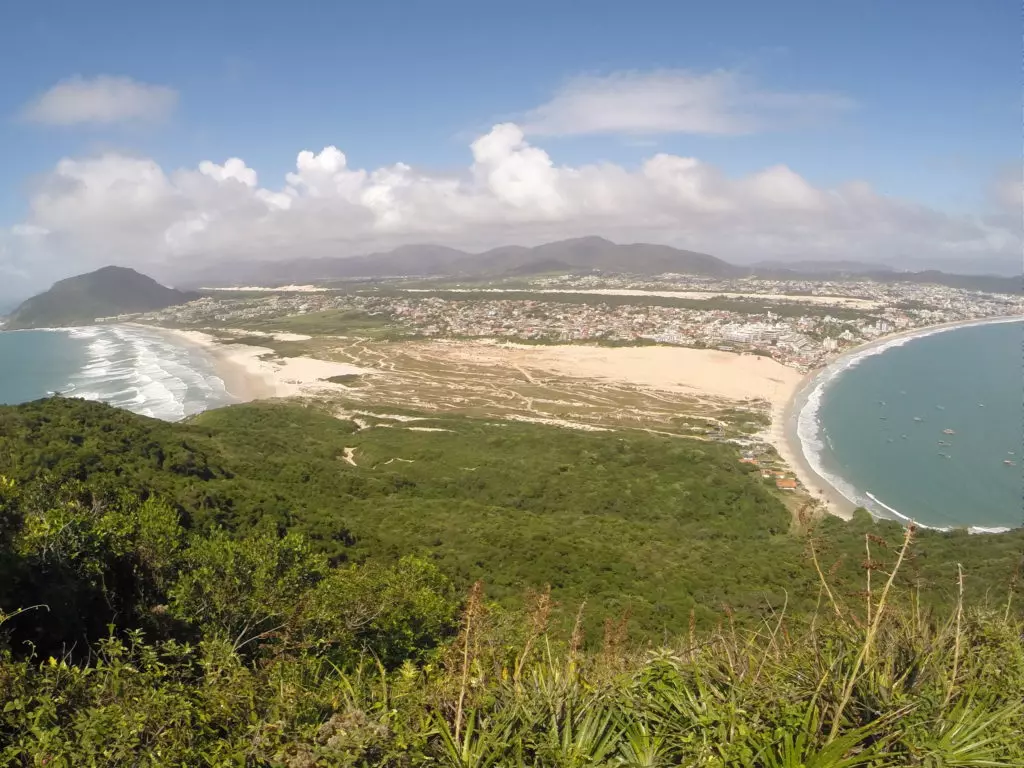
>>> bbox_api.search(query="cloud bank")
[2,122,1018,291]
[21,76,178,126]
[523,70,854,136]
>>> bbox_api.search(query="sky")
[0,0,1020,297]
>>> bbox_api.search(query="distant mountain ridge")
[3,267,195,330]
[181,236,1021,295]
[752,259,896,275]
[184,236,744,286]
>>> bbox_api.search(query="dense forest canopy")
[1,397,1022,764]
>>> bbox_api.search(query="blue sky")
[0,0,1019,289]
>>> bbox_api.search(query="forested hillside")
[2,398,1021,637]
[1,398,1022,764]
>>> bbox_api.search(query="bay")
[809,320,1022,530]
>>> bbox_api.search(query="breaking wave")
[62,325,234,421]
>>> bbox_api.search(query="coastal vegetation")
[1,397,1022,763]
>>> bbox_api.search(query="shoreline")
[137,325,279,402]
[134,324,370,404]
[774,313,1024,524]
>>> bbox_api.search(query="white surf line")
[865,492,1011,535]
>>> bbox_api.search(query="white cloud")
[2,122,1018,290]
[21,75,178,125]
[523,70,854,136]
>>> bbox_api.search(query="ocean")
[0,325,235,421]
[800,319,1023,531]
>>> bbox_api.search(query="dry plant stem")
[810,540,848,627]
[945,563,964,707]
[829,524,915,742]
[865,535,872,630]
[514,586,551,685]
[568,600,586,669]
[1005,556,1021,622]
[753,591,788,685]
[454,580,483,744]
[688,608,696,663]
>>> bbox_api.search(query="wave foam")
[62,325,233,422]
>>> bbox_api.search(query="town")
[131,273,1022,373]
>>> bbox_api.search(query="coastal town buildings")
[133,274,1021,374]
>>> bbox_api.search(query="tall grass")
[425,528,1022,767]
[2,535,1022,766]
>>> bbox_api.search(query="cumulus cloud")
[21,75,178,125]
[1,122,1018,290]
[522,70,854,136]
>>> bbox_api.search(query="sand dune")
[436,341,802,407]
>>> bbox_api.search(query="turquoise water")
[0,331,87,404]
[804,320,1022,530]
[0,326,235,421]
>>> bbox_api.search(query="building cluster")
[135,276,1022,373]
[530,272,1014,309]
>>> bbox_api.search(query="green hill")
[2,266,194,329]
[1,397,1022,763]
[1,397,1020,639]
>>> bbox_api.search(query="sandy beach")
[772,376,856,519]
[144,326,370,402]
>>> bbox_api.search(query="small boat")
[913,416,924,422]
[1004,460,1016,466]
[939,453,952,459]
[901,434,908,439]
[935,405,945,411]
[900,390,907,395]
[886,438,894,443]
[879,416,887,421]
[1009,451,1016,455]
[978,403,985,407]
[943,429,956,435]
[878,400,886,406]
[938,441,951,446]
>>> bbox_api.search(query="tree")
[170,529,329,652]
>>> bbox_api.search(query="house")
[775,478,799,491]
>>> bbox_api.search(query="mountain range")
[181,236,1021,294]
[182,237,745,286]
[2,266,196,330]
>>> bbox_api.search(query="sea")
[0,325,235,421]
[799,318,1023,531]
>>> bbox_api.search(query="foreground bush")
[2,557,1022,765]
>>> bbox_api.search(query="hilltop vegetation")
[0,398,1022,763]
[3,266,194,329]
[0,398,1021,638]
